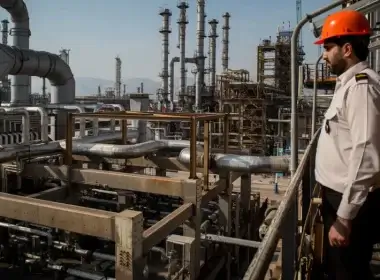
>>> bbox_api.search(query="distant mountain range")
[31,77,195,99]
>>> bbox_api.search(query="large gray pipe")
[159,8,172,109]
[222,12,230,72]
[0,0,30,105]
[0,44,75,105]
[0,134,192,163]
[208,19,218,90]
[64,139,193,158]
[177,1,189,105]
[195,0,206,110]
[178,148,290,173]
[169,57,180,103]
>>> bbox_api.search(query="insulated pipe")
[0,0,31,105]
[1,107,29,144]
[201,234,261,248]
[46,104,91,137]
[0,221,52,245]
[23,107,49,142]
[169,57,180,103]
[61,139,194,158]
[208,19,218,91]
[177,1,189,104]
[1,19,9,103]
[222,12,230,72]
[178,148,289,173]
[195,0,206,110]
[0,44,75,105]
[47,264,115,280]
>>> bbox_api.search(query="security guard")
[314,10,380,280]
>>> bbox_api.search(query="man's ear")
[343,43,353,58]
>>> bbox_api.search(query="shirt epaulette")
[355,73,369,82]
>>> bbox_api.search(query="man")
[314,9,380,280]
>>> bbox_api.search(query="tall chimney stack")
[177,1,189,108]
[115,56,121,98]
[208,19,218,93]
[222,12,230,72]
[195,0,206,111]
[159,8,172,110]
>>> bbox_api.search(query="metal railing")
[242,128,320,280]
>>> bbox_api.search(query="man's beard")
[328,60,346,76]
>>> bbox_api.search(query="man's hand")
[328,217,352,247]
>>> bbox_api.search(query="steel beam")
[0,192,115,240]
[22,164,188,197]
[142,202,193,253]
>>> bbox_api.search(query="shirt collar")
[336,61,369,86]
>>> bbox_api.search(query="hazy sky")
[0,0,337,82]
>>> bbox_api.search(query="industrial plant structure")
[0,0,376,280]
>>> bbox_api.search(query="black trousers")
[321,185,380,280]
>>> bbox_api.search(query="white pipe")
[46,104,94,137]
[1,107,29,144]
[169,57,180,103]
[178,148,290,173]
[23,107,49,142]
[0,0,31,105]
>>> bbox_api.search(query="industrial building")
[0,0,377,279]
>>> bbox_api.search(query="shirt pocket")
[324,107,339,137]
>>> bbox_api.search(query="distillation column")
[222,12,230,72]
[159,8,172,111]
[177,1,189,109]
[208,19,218,95]
[1,19,9,102]
[195,0,206,111]
[115,56,122,98]
[59,49,70,65]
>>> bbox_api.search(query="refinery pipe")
[0,107,30,144]
[0,0,31,105]
[60,139,194,158]
[46,104,91,137]
[0,43,75,105]
[169,56,180,103]
[178,148,289,173]
[23,107,49,142]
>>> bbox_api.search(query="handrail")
[242,128,321,280]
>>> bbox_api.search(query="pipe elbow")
[0,0,29,24]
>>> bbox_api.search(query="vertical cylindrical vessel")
[115,56,121,97]
[1,19,8,45]
[177,1,189,108]
[1,19,9,102]
[59,49,70,65]
[222,12,230,72]
[159,8,172,110]
[1,0,31,105]
[195,0,206,110]
[208,19,218,92]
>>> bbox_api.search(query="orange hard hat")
[314,10,371,45]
